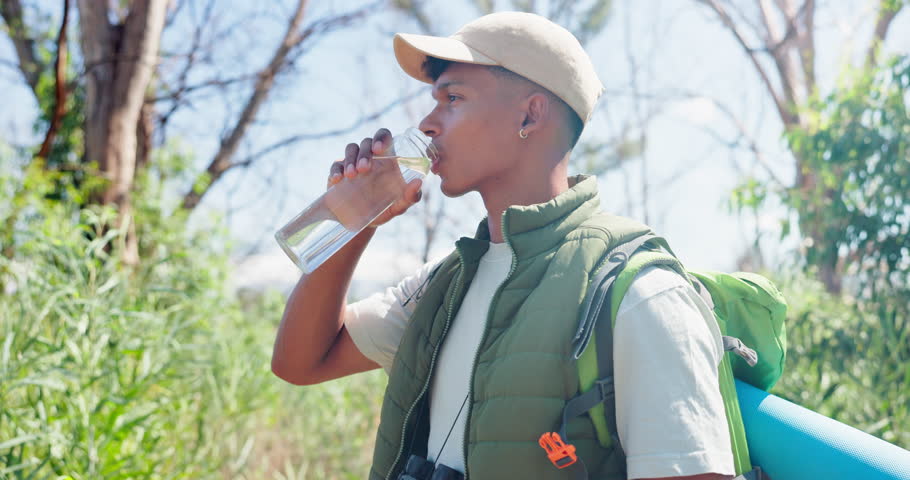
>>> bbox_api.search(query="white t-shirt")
[346,244,734,479]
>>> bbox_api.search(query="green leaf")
[0,434,41,450]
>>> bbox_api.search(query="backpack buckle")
[594,377,615,400]
[538,432,577,469]
[722,336,759,366]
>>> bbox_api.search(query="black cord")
[433,393,470,466]
[403,396,428,462]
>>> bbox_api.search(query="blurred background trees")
[1,0,386,265]
[698,0,906,295]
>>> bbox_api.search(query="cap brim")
[394,33,498,84]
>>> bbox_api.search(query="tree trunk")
[77,0,168,265]
[137,99,155,171]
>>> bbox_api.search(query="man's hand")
[327,128,424,228]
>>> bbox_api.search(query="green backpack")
[542,233,787,479]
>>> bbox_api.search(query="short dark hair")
[421,57,584,149]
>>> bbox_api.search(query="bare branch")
[181,0,382,211]
[797,0,815,92]
[865,0,904,68]
[181,0,311,211]
[773,0,816,104]
[0,58,18,69]
[696,0,799,127]
[420,188,442,263]
[136,97,154,171]
[602,82,786,189]
[724,1,768,45]
[231,88,425,171]
[164,0,189,30]
[37,0,71,160]
[754,0,801,110]
[757,0,781,43]
[773,0,794,19]
[0,0,45,92]
[154,0,218,131]
[153,74,257,102]
[701,95,786,187]
[392,0,438,35]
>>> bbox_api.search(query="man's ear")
[520,92,550,136]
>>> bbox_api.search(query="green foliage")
[33,61,86,160]
[0,165,385,479]
[772,271,909,448]
[714,52,910,449]
[783,55,909,308]
[29,28,90,205]
[730,54,909,450]
[729,176,769,213]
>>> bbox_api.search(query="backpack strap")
[559,238,681,452]
[555,240,759,478]
[605,254,756,476]
[542,235,668,478]
[572,233,663,359]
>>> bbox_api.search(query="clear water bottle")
[275,128,437,273]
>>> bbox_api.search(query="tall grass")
[772,271,909,448]
[0,206,385,479]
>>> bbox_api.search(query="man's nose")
[418,109,440,138]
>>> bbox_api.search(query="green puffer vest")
[369,175,652,480]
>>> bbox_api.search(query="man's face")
[418,63,525,198]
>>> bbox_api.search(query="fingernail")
[373,140,383,153]
[415,191,423,201]
[357,157,367,169]
[345,164,354,175]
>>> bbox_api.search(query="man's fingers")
[329,130,405,193]
[384,178,423,218]
[404,178,423,204]
[372,128,393,154]
[343,143,359,179]
[357,137,373,173]
[328,160,344,186]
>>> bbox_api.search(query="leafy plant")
[772,271,909,448]
[785,55,909,302]
[0,164,386,479]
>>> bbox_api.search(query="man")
[272,11,734,480]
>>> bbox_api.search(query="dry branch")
[181,0,382,210]
[37,0,71,160]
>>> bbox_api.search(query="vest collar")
[456,175,600,261]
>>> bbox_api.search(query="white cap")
[393,12,605,124]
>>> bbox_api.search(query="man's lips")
[429,146,442,174]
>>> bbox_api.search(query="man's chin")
[439,181,470,199]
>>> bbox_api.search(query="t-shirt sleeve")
[613,266,735,479]
[345,259,440,374]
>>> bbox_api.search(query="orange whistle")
[538,432,577,469]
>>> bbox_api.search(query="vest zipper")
[385,254,466,480]
[461,214,518,479]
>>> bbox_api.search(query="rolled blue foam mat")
[736,379,910,480]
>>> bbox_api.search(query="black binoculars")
[396,454,464,480]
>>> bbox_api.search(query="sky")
[1,0,908,297]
